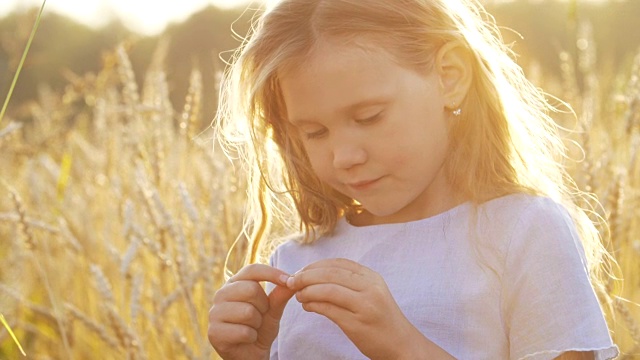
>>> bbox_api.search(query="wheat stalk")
[129,272,144,325]
[180,67,203,143]
[90,264,116,306]
[0,212,59,234]
[172,329,199,360]
[0,1,47,126]
[6,187,36,250]
[0,284,57,326]
[104,303,146,359]
[116,45,141,126]
[0,121,23,141]
[65,303,120,350]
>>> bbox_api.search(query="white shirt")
[268,194,618,359]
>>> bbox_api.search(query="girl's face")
[280,40,458,225]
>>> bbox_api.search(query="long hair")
[215,0,615,302]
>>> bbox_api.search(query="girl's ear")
[434,41,473,109]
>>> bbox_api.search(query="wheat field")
[1,29,639,360]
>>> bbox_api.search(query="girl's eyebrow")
[341,96,391,114]
[288,97,392,125]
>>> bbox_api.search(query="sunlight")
[0,0,253,35]
[0,0,615,36]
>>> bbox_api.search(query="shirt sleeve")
[500,198,618,360]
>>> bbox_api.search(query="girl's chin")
[346,207,407,226]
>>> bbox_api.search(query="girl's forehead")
[278,36,396,78]
[278,40,440,125]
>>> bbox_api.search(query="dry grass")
[531,23,640,356]
[0,44,247,359]
[1,33,639,358]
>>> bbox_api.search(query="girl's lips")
[346,177,382,191]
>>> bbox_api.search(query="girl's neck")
[347,194,468,227]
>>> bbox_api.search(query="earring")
[450,103,461,117]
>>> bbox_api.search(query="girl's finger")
[208,321,258,348]
[299,258,365,273]
[288,266,366,291]
[266,285,297,320]
[295,283,360,313]
[210,301,263,329]
[300,301,354,328]
[213,281,270,314]
[229,263,290,287]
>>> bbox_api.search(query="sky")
[0,0,261,35]
[0,0,610,36]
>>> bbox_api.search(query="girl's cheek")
[386,151,409,167]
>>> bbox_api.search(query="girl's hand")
[208,264,295,360]
[286,258,454,360]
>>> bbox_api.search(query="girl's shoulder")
[481,193,588,269]
[479,193,576,236]
[474,193,581,260]
[480,193,567,218]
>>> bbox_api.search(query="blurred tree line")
[0,0,639,127]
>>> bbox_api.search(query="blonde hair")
[215,0,615,299]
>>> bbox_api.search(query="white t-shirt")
[268,194,618,359]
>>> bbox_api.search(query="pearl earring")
[450,103,461,116]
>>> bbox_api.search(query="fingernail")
[286,276,295,289]
[279,274,289,285]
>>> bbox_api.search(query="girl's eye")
[355,112,382,124]
[304,128,328,140]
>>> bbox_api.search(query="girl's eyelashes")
[304,127,328,140]
[301,111,383,139]
[355,111,383,124]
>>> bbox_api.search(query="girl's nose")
[332,142,367,169]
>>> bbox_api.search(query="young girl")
[208,0,619,359]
